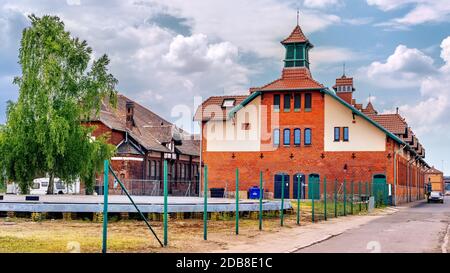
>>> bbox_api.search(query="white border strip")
[111,157,143,162]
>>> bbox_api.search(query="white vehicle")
[6,178,80,195]
[428,191,444,204]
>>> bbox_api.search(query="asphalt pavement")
[296,196,450,253]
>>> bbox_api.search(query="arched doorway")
[293,173,306,199]
[274,173,290,199]
[308,174,320,199]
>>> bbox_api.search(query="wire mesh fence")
[113,179,199,197]
[301,179,377,223]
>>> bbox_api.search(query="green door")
[308,174,320,200]
[373,174,387,206]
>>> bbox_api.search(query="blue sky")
[1,0,450,174]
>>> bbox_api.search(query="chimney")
[333,75,354,105]
[126,100,135,129]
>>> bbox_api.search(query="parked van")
[6,178,80,195]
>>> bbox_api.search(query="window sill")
[283,109,290,113]
[274,109,280,113]
[294,109,301,112]
[304,144,312,147]
[305,108,312,112]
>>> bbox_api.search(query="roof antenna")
[368,93,371,103]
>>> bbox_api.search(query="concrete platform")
[0,195,292,213]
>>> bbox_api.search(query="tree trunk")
[47,173,54,195]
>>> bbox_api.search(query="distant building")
[195,22,430,204]
[444,176,450,194]
[425,167,444,193]
[85,94,200,196]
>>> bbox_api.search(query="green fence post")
[351,181,354,215]
[366,181,370,210]
[358,181,362,212]
[102,160,109,254]
[311,179,315,223]
[343,179,347,216]
[259,171,263,231]
[334,179,338,218]
[324,177,327,221]
[163,160,168,246]
[235,168,239,235]
[203,165,208,240]
[281,174,285,226]
[297,175,301,225]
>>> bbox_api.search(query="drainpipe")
[407,156,417,202]
[394,144,406,206]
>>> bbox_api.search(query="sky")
[0,0,449,174]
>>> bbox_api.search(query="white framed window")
[222,99,235,108]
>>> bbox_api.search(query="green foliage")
[0,15,117,194]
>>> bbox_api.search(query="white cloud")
[386,37,450,135]
[310,47,362,66]
[360,44,436,88]
[66,0,81,6]
[366,95,377,103]
[0,0,344,132]
[303,0,342,9]
[368,0,450,27]
[440,36,450,70]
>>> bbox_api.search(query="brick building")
[85,94,200,196]
[425,167,444,194]
[195,23,430,204]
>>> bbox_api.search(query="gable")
[324,94,386,152]
[117,140,143,155]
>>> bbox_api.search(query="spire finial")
[297,9,300,26]
[343,62,346,77]
[368,93,372,103]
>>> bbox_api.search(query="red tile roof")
[281,25,309,44]
[362,102,377,116]
[258,67,324,91]
[369,114,407,135]
[194,95,248,121]
[90,94,199,155]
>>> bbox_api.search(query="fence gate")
[373,174,388,206]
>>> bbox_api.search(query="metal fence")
[305,179,375,222]
[117,179,199,197]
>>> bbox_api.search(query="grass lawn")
[0,198,373,253]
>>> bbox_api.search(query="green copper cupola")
[281,24,313,69]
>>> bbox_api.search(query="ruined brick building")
[195,23,430,204]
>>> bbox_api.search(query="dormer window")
[222,99,235,108]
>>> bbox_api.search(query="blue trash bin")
[248,187,261,199]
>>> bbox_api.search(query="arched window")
[294,129,301,146]
[273,129,280,146]
[305,128,312,145]
[283,128,290,145]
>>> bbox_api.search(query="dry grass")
[0,200,370,253]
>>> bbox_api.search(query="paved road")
[297,196,450,253]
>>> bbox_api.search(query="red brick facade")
[197,24,429,205]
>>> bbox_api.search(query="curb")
[286,232,344,253]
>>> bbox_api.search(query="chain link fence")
[113,179,199,197]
